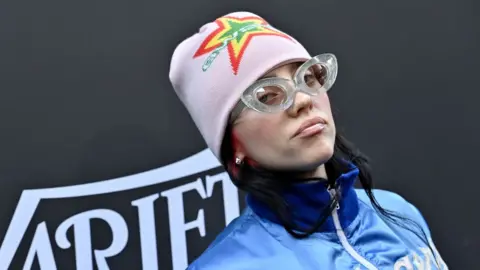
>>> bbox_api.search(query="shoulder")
[187,208,279,270]
[355,189,414,210]
[355,188,431,234]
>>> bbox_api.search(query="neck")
[299,164,328,179]
[246,162,360,232]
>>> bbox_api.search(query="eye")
[256,86,285,105]
[304,65,326,88]
[304,71,317,86]
[258,92,280,104]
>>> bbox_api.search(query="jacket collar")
[246,163,360,232]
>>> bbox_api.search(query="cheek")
[242,118,278,141]
[235,115,284,151]
[313,94,333,115]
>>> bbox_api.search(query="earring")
[235,157,243,165]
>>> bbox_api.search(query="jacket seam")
[251,207,382,269]
[249,209,290,246]
[191,210,255,267]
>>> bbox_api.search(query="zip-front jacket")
[188,165,449,270]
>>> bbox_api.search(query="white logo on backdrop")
[0,149,240,270]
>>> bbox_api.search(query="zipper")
[328,187,378,270]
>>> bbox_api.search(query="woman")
[169,11,448,270]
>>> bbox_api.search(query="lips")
[293,117,327,138]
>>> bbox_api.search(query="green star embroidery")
[219,20,263,42]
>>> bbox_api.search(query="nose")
[287,92,313,117]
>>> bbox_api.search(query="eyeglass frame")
[229,53,338,123]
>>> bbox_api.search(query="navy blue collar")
[246,164,360,232]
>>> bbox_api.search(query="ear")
[231,129,247,161]
[234,151,246,163]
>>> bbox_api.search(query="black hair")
[220,122,437,257]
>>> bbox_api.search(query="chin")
[304,138,335,165]
[311,147,334,164]
[288,150,334,173]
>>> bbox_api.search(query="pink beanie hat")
[169,11,311,160]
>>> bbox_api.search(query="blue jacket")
[188,165,448,270]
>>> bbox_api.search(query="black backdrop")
[0,0,478,269]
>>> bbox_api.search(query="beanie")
[169,11,311,161]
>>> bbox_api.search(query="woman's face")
[232,62,336,171]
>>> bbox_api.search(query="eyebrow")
[261,63,301,79]
[261,74,277,79]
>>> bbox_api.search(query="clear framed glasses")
[230,53,338,123]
